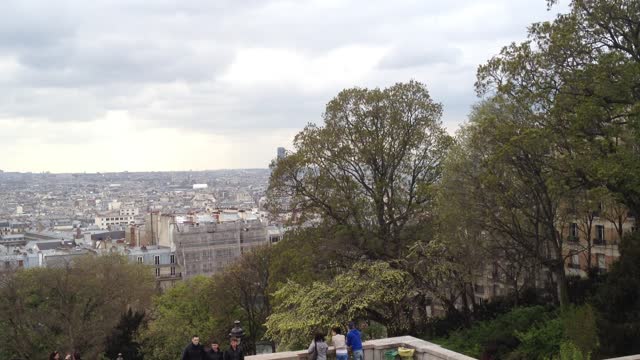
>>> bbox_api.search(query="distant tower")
[277,147,286,160]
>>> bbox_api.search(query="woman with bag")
[307,333,328,360]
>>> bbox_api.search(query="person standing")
[346,322,363,360]
[224,337,244,360]
[48,351,61,360]
[182,335,206,360]
[308,333,329,360]
[331,326,348,360]
[116,353,124,360]
[205,339,224,360]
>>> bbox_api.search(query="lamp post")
[229,320,244,343]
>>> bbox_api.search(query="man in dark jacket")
[223,337,244,360]
[205,340,224,360]
[182,335,206,360]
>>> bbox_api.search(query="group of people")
[307,322,363,360]
[182,335,244,360]
[182,322,362,360]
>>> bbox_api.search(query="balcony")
[566,235,580,243]
[593,238,618,246]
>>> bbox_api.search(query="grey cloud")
[379,47,463,70]
[0,0,555,134]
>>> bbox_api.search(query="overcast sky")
[0,0,564,173]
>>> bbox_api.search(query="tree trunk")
[554,263,569,307]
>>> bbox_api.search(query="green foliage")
[442,98,572,306]
[139,276,219,360]
[437,303,601,360]
[211,245,275,354]
[103,309,146,360]
[436,306,555,359]
[268,81,451,260]
[268,226,338,292]
[510,318,563,360]
[476,0,640,214]
[553,341,591,360]
[592,231,640,357]
[141,246,276,357]
[0,254,155,359]
[265,261,411,350]
[561,304,598,358]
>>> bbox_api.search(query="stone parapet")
[247,336,476,360]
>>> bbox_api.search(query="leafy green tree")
[268,81,452,260]
[268,226,342,293]
[592,231,640,357]
[104,309,146,360]
[477,0,640,215]
[210,245,274,354]
[0,254,155,359]
[139,276,218,360]
[265,261,412,350]
[442,98,573,306]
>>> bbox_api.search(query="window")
[596,225,605,244]
[597,254,606,270]
[569,223,578,240]
[155,268,161,277]
[474,284,484,294]
[492,263,499,279]
[154,255,160,265]
[170,254,175,264]
[170,266,176,276]
[137,256,143,264]
[571,254,580,269]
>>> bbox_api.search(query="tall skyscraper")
[277,147,286,160]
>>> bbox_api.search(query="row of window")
[571,253,606,269]
[569,223,607,242]
[101,217,133,222]
[136,254,176,264]
[154,267,177,277]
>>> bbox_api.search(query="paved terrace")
[246,336,640,360]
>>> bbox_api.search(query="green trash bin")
[384,350,398,360]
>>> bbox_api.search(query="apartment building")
[127,246,182,291]
[148,211,270,278]
[95,213,135,229]
[471,206,635,305]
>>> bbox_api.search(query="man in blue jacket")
[346,322,363,360]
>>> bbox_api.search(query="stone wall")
[246,336,476,360]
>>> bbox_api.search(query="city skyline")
[0,1,564,173]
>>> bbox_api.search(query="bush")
[436,306,555,359]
